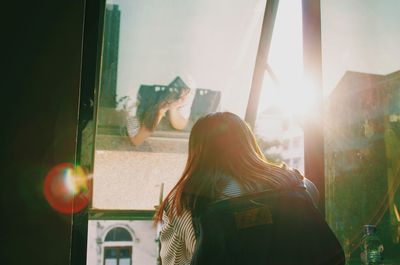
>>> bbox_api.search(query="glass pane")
[105,248,118,258]
[321,1,400,263]
[119,248,131,258]
[105,259,117,265]
[119,258,131,265]
[254,0,304,173]
[93,0,267,210]
[105,227,133,242]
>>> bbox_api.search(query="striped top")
[159,204,196,265]
[159,179,248,265]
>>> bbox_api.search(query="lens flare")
[44,163,91,214]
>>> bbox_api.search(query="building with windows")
[99,4,120,109]
[86,220,158,265]
[325,70,400,258]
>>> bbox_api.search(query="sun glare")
[258,0,318,123]
[260,76,317,121]
[282,78,318,118]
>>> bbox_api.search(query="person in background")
[127,85,194,146]
[154,112,320,265]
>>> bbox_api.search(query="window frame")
[103,246,132,265]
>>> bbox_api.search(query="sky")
[108,0,266,118]
[258,0,304,114]
[321,0,400,95]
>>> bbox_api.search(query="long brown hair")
[155,112,301,222]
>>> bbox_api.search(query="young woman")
[127,85,194,146]
[154,112,318,265]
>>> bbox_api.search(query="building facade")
[99,4,120,109]
[86,220,158,265]
[325,70,400,259]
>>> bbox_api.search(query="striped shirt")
[159,179,245,265]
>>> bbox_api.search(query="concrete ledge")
[96,133,188,153]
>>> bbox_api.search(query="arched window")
[104,227,133,265]
[105,227,133,241]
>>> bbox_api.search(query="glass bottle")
[360,225,384,265]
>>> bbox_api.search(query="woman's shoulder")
[277,164,305,185]
[281,166,319,205]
